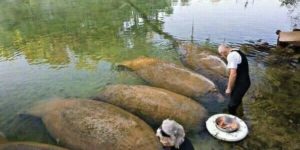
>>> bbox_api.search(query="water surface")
[0,0,299,149]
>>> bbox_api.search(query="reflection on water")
[0,0,299,149]
[163,0,297,43]
[0,0,179,142]
[280,0,300,28]
[0,0,177,66]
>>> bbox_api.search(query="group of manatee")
[0,43,228,150]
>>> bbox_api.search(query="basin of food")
[215,116,240,133]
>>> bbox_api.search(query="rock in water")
[120,57,223,100]
[179,43,227,78]
[26,99,162,150]
[0,142,67,150]
[95,84,208,132]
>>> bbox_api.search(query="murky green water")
[0,0,299,149]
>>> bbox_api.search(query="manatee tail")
[23,101,50,118]
[24,99,71,118]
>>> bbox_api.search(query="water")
[163,0,296,43]
[0,0,299,149]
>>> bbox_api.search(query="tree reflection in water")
[0,0,174,69]
[280,0,300,28]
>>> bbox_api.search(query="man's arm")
[226,68,237,94]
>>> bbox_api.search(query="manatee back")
[180,43,227,77]
[96,84,208,132]
[34,99,161,150]
[136,61,217,97]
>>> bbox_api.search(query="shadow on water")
[193,93,229,116]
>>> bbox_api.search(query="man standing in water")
[218,44,251,115]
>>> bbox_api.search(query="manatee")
[94,84,208,132]
[120,57,223,101]
[178,43,228,93]
[179,43,227,78]
[26,99,162,150]
[0,142,67,150]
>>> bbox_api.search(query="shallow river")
[0,0,299,149]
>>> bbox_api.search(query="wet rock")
[243,40,274,52]
[290,62,297,68]
[0,142,67,150]
[256,44,271,51]
[286,48,295,54]
[120,57,223,100]
[179,43,227,78]
[95,84,208,132]
[26,99,162,150]
[291,59,299,63]
[291,54,300,66]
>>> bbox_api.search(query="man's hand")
[225,88,231,95]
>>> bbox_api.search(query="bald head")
[218,44,230,53]
[218,44,231,58]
